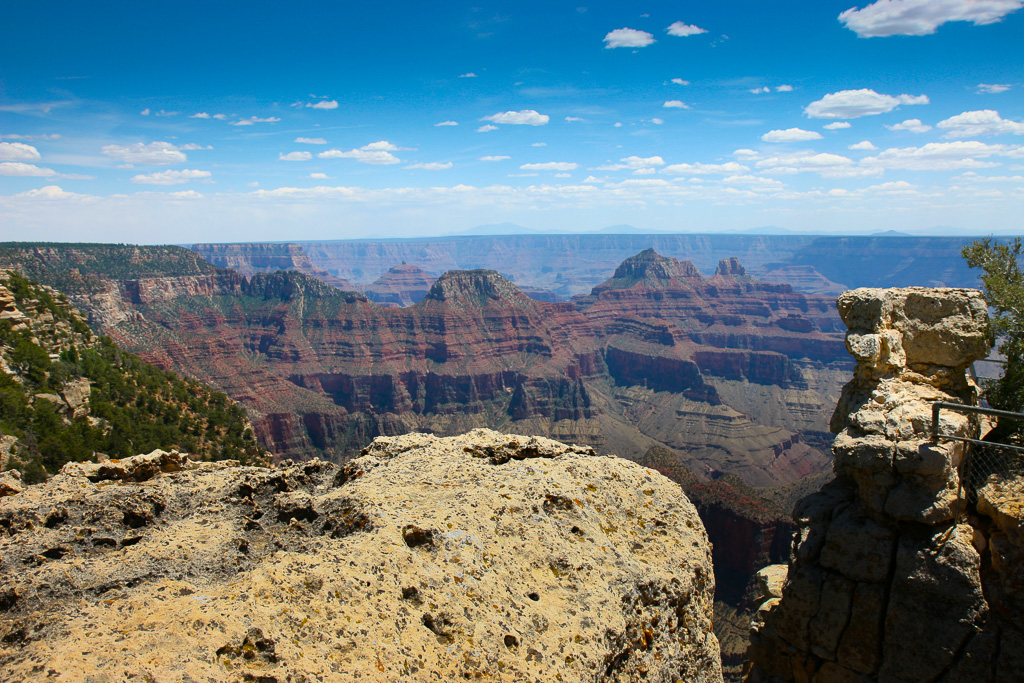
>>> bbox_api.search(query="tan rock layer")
[746,287,1024,682]
[0,430,723,682]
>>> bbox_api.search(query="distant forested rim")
[0,270,268,483]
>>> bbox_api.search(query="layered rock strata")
[744,287,1024,682]
[0,430,723,682]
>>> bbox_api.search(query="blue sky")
[1,0,1023,243]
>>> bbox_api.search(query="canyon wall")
[746,287,1024,682]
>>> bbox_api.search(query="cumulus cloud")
[860,141,1014,170]
[849,140,879,150]
[482,110,550,126]
[519,162,579,171]
[936,110,1024,137]
[666,21,707,36]
[179,143,212,151]
[295,137,328,144]
[435,121,459,127]
[12,185,84,200]
[650,118,664,125]
[805,89,928,119]
[459,72,478,78]
[191,112,227,120]
[532,142,547,147]
[307,100,339,110]
[0,162,57,176]
[565,116,584,122]
[101,142,187,165]
[977,83,1012,94]
[750,87,771,94]
[308,173,329,179]
[130,169,212,185]
[839,0,1024,38]
[776,85,794,92]
[733,149,760,159]
[317,141,405,165]
[755,151,880,178]
[887,118,933,133]
[477,124,499,132]
[671,78,690,86]
[663,100,690,109]
[662,161,750,175]
[0,142,41,162]
[823,121,852,130]
[230,116,282,126]
[595,155,666,171]
[603,28,655,48]
[406,162,453,170]
[279,151,313,161]
[479,155,510,162]
[0,133,61,141]
[154,110,178,117]
[761,128,824,142]
[141,108,150,116]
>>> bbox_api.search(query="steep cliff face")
[0,431,723,682]
[361,262,436,306]
[744,287,1024,682]
[191,242,355,289]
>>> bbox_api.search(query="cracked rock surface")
[0,430,722,682]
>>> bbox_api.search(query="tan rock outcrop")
[0,430,723,682]
[746,287,1024,682]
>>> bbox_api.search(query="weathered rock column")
[744,287,1024,682]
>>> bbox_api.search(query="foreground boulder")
[0,430,722,682]
[746,287,1024,682]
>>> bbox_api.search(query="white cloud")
[861,141,1015,170]
[823,121,852,130]
[130,169,211,185]
[154,110,178,117]
[633,168,656,175]
[977,83,1012,94]
[722,175,786,189]
[756,151,879,178]
[555,173,571,178]
[13,185,84,200]
[887,118,933,133]
[190,112,211,119]
[565,116,584,122]
[666,21,707,36]
[459,72,478,78]
[308,173,329,179]
[804,88,929,119]
[761,128,824,142]
[179,143,212,151]
[479,155,510,162]
[307,100,339,110]
[435,121,459,127]
[295,137,328,144]
[406,162,453,170]
[750,87,771,94]
[532,142,547,147]
[520,162,579,171]
[733,149,760,159]
[0,162,56,176]
[482,110,550,126]
[671,78,690,86]
[839,0,1024,38]
[279,151,313,161]
[663,100,690,109]
[477,124,499,133]
[603,28,655,48]
[849,140,878,150]
[776,85,794,92]
[101,142,186,165]
[663,161,750,175]
[937,110,1024,137]
[650,118,664,125]
[613,122,623,127]
[864,180,919,195]
[230,116,282,126]
[0,142,41,162]
[595,155,666,171]
[141,108,150,116]
[317,141,405,165]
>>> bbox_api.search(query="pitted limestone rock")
[0,429,722,683]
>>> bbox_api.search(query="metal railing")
[932,402,1024,515]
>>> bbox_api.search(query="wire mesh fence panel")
[965,440,1024,504]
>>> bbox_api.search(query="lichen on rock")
[0,429,722,682]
